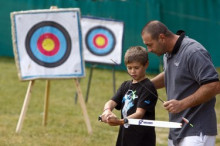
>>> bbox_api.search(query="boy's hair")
[124,46,148,66]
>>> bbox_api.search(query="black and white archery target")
[11,9,85,80]
[85,26,116,56]
[25,21,71,67]
[82,17,124,65]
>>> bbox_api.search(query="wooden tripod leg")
[74,79,92,134]
[43,80,50,126]
[16,80,35,133]
[85,66,94,103]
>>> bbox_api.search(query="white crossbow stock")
[98,116,182,128]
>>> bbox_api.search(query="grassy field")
[0,57,219,146]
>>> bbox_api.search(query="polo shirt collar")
[165,30,185,59]
[172,30,185,55]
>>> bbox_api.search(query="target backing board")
[11,8,85,80]
[81,16,124,65]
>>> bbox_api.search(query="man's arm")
[217,81,220,94]
[151,72,165,89]
[164,81,219,113]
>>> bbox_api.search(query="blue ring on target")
[85,26,116,56]
[25,21,71,67]
[30,26,66,63]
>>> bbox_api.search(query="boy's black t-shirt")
[111,78,158,146]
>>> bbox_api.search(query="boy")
[100,46,158,146]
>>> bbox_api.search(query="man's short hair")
[142,20,173,40]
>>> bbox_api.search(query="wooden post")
[16,80,35,133]
[74,79,92,134]
[85,65,94,103]
[43,80,50,126]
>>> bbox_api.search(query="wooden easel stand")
[16,79,92,134]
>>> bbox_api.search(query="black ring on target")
[25,21,71,68]
[85,26,116,56]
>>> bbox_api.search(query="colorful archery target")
[81,17,124,65]
[11,8,85,80]
[85,26,116,56]
[25,21,71,67]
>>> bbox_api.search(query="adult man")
[141,20,220,146]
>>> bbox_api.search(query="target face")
[26,21,71,67]
[82,17,124,65]
[11,9,85,80]
[85,26,116,56]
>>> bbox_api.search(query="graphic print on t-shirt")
[122,90,138,119]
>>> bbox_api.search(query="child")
[100,46,158,146]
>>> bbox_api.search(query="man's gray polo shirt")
[163,35,219,145]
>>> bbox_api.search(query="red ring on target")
[93,34,108,49]
[37,33,60,56]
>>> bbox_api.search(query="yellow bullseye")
[42,38,55,51]
[95,36,106,46]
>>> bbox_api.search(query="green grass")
[0,57,219,146]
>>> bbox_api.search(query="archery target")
[25,21,71,67]
[81,17,124,65]
[11,8,85,80]
[85,26,116,56]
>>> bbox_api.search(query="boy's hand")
[100,110,116,123]
[107,116,124,126]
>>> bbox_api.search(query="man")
[141,20,220,146]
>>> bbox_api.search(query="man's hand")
[163,99,184,113]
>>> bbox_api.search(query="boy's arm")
[151,72,165,89]
[107,108,146,126]
[101,100,117,123]
[127,108,146,119]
